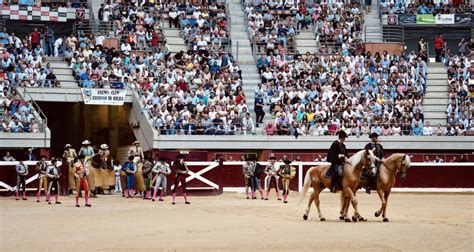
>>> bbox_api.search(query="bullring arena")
[1,191,473,251]
[0,0,474,251]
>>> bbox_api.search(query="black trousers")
[255,110,265,124]
[17,176,26,192]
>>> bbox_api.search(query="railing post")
[236,41,239,62]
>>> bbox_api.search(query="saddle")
[325,165,344,178]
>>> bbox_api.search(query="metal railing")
[382,25,404,43]
[73,20,115,37]
[20,88,49,138]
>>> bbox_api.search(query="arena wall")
[1,161,473,196]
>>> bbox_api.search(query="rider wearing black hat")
[327,130,349,193]
[364,132,384,194]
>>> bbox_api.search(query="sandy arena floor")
[1,192,473,251]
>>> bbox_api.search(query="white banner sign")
[81,88,127,105]
[435,14,455,24]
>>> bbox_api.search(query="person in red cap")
[171,154,190,205]
[327,130,349,193]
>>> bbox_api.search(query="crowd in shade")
[0,86,40,133]
[380,0,470,15]
[138,1,253,135]
[444,52,471,135]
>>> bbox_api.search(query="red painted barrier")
[1,162,473,196]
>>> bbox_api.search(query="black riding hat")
[283,159,292,165]
[370,132,379,138]
[338,130,348,139]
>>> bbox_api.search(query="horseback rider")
[328,130,349,193]
[364,132,384,194]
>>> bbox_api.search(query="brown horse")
[341,153,411,222]
[299,149,377,222]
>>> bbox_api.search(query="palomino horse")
[299,149,377,222]
[341,153,410,222]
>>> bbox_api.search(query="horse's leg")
[339,192,347,220]
[350,190,366,222]
[313,186,325,221]
[342,187,356,222]
[382,190,391,222]
[375,189,385,218]
[303,192,315,220]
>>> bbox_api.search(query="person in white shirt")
[422,121,433,136]
[53,37,63,57]
[242,112,255,135]
[121,42,131,56]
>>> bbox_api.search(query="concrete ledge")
[154,135,474,150]
[0,130,51,148]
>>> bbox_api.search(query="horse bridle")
[382,155,407,177]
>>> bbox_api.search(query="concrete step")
[50,62,69,69]
[425,91,448,98]
[426,73,447,79]
[424,99,448,105]
[297,32,315,39]
[424,112,447,119]
[52,68,72,75]
[297,46,319,53]
[424,104,448,111]
[296,39,317,47]
[169,45,188,52]
[163,29,180,36]
[427,68,447,74]
[427,85,447,92]
[45,57,64,62]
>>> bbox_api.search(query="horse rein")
[382,155,407,177]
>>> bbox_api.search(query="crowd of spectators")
[177,1,232,52]
[256,49,434,136]
[1,84,41,133]
[67,1,169,89]
[444,43,471,136]
[380,0,470,15]
[244,1,364,54]
[137,1,254,135]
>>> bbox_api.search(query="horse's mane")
[384,153,411,169]
[347,149,374,167]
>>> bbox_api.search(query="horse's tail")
[298,166,318,206]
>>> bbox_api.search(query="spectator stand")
[1,83,48,137]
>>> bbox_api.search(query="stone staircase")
[46,57,77,88]
[424,63,448,126]
[162,22,188,54]
[296,28,319,54]
[363,0,383,42]
[228,0,254,64]
[228,0,272,131]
